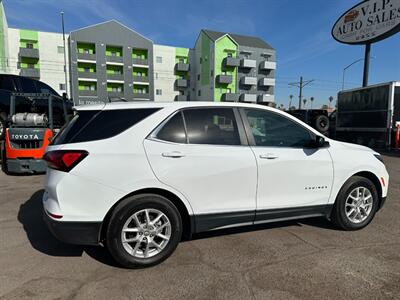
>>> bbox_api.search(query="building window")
[83,85,96,91]
[156,56,162,63]
[59,83,66,91]
[210,70,213,77]
[26,43,34,49]
[155,72,158,79]
[112,86,122,92]
[156,89,162,95]
[197,74,200,81]
[200,57,202,64]
[198,90,201,96]
[57,46,64,54]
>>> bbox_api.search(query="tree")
[303,98,307,108]
[310,97,314,109]
[289,95,294,108]
[329,96,334,109]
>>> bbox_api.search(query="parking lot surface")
[1,154,400,299]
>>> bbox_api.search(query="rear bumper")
[7,158,46,173]
[43,209,102,246]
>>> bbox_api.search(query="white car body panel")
[144,139,257,214]
[251,146,334,210]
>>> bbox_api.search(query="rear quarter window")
[52,108,160,145]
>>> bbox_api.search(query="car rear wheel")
[106,194,182,268]
[331,176,378,230]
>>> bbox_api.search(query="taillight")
[43,150,88,172]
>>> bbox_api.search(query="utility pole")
[289,76,314,109]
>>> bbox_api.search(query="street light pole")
[342,56,375,91]
[61,11,68,97]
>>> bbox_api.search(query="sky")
[3,0,400,108]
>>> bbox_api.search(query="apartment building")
[194,30,276,103]
[0,1,69,95]
[69,21,154,105]
[0,2,276,104]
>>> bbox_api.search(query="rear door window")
[182,108,241,145]
[52,108,160,145]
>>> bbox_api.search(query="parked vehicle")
[0,74,73,140]
[336,82,400,149]
[2,92,71,174]
[287,109,330,135]
[43,102,389,268]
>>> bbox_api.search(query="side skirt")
[194,205,333,233]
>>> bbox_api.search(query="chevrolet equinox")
[42,102,389,268]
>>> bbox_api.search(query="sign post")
[362,43,371,87]
[332,0,400,87]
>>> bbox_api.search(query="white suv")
[43,102,389,268]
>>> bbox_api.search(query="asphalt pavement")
[0,154,399,299]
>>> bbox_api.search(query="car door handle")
[162,151,185,158]
[259,153,279,159]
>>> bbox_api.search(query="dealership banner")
[332,0,400,44]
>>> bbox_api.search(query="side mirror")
[315,135,329,148]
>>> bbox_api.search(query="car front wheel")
[331,176,379,230]
[106,194,182,268]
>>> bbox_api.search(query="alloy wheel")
[121,208,171,258]
[345,187,373,224]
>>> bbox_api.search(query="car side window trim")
[239,107,316,149]
[149,106,249,147]
[149,110,188,145]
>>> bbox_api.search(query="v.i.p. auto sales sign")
[332,0,400,44]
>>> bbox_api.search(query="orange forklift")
[2,92,70,174]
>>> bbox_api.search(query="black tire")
[331,176,379,230]
[0,113,6,140]
[315,115,329,133]
[106,194,182,268]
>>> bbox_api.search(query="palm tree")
[289,94,293,108]
[329,96,334,109]
[310,97,314,109]
[303,98,307,109]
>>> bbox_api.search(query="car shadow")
[19,190,338,267]
[17,189,119,267]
